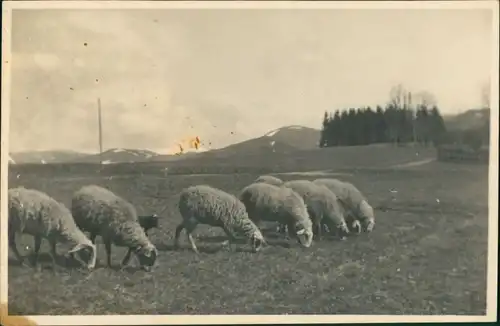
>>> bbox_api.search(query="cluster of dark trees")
[319,84,490,150]
[319,104,447,147]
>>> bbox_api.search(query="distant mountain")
[9,126,320,165]
[444,108,490,131]
[74,148,160,164]
[263,125,321,150]
[9,150,90,164]
[209,125,320,156]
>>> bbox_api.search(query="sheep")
[253,175,286,233]
[8,187,97,270]
[239,182,314,248]
[71,185,158,271]
[175,185,266,254]
[282,180,350,240]
[314,178,375,233]
[254,175,284,187]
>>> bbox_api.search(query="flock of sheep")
[8,174,375,272]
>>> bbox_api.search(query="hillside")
[444,108,490,131]
[263,125,321,150]
[9,150,90,164]
[209,125,320,156]
[74,148,160,164]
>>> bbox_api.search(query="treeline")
[319,104,447,147]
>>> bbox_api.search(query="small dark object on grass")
[138,214,160,236]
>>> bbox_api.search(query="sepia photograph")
[1,0,498,324]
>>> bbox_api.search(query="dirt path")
[391,158,436,169]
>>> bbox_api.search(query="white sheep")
[282,180,350,240]
[71,185,158,271]
[239,182,314,248]
[175,184,266,254]
[8,187,97,270]
[254,175,284,187]
[314,178,375,233]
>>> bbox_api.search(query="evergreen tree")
[375,105,387,143]
[384,104,400,145]
[429,106,446,146]
[331,110,341,146]
[339,110,349,146]
[415,105,430,146]
[346,108,357,145]
[319,111,330,147]
[364,106,376,144]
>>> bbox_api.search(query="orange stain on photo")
[172,136,202,155]
[1,303,38,326]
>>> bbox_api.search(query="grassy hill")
[443,108,490,131]
[74,148,160,164]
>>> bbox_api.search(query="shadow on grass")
[155,237,293,253]
[155,243,226,254]
[8,253,90,270]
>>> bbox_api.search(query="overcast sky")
[9,8,493,153]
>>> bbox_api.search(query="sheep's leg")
[286,221,296,242]
[48,239,58,271]
[277,223,288,235]
[89,232,97,244]
[185,224,199,254]
[187,233,199,254]
[104,239,113,267]
[32,235,42,267]
[315,221,322,241]
[120,248,133,268]
[220,227,238,251]
[174,222,186,249]
[8,232,26,266]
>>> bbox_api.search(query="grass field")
[6,148,490,315]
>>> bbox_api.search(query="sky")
[8,7,493,153]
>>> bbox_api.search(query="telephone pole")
[409,92,417,145]
[97,98,103,164]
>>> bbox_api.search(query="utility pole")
[409,91,417,146]
[97,97,103,164]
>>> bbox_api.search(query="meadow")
[6,146,489,315]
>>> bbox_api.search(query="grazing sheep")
[314,178,375,233]
[254,175,284,187]
[282,180,350,240]
[117,213,160,267]
[8,187,97,270]
[175,185,266,254]
[71,185,158,271]
[239,182,314,248]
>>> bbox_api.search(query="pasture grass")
[7,161,489,315]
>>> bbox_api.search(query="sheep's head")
[295,224,314,248]
[135,243,158,271]
[250,230,266,253]
[337,221,350,239]
[359,200,375,233]
[68,243,97,270]
[349,220,362,234]
[364,219,375,233]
